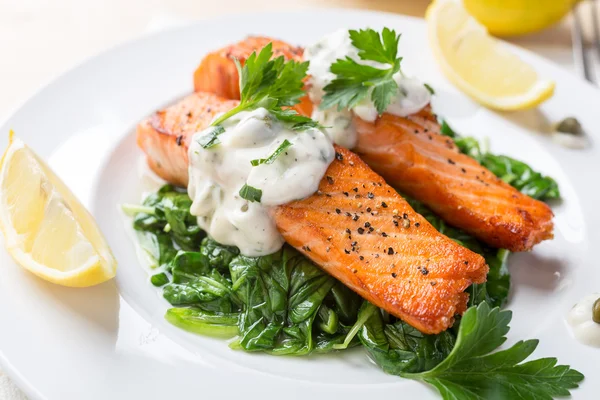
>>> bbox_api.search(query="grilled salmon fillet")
[192,38,554,252]
[353,109,554,252]
[136,91,488,334]
[273,147,488,333]
[137,92,238,187]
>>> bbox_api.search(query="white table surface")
[0,0,598,398]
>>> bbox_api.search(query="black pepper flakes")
[364,222,371,228]
[353,187,358,192]
[461,168,467,173]
[357,227,365,234]
[326,176,334,184]
[366,207,372,212]
[335,152,344,161]
[345,212,352,217]
[391,272,397,278]
[381,202,388,208]
[343,191,349,197]
[367,192,374,199]
[344,249,351,254]
[336,208,341,214]
[345,228,351,235]
[464,260,469,265]
[387,247,394,255]
[359,256,364,261]
[176,135,183,146]
[353,269,358,273]
[415,222,420,228]
[447,158,456,165]
[393,220,399,227]
[382,232,388,237]
[421,267,429,275]
[353,214,359,221]
[430,281,437,286]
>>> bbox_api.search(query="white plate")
[0,9,599,400]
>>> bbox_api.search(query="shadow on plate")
[509,251,567,292]
[497,108,553,134]
[28,274,120,336]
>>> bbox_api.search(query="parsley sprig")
[321,28,403,115]
[401,302,584,399]
[207,43,318,134]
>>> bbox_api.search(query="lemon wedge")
[464,0,577,37]
[426,0,555,111]
[0,134,116,287]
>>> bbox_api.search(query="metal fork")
[572,0,600,83]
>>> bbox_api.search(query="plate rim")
[0,8,599,399]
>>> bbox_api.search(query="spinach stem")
[121,203,155,216]
[333,302,377,350]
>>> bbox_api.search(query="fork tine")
[572,4,594,82]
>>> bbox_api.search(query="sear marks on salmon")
[353,108,554,252]
[273,145,488,334]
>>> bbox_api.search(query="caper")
[555,117,584,136]
[592,298,600,324]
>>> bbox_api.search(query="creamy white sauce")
[188,108,335,256]
[311,107,357,149]
[304,29,431,148]
[566,293,600,347]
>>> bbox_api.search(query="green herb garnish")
[209,43,318,132]
[250,139,293,166]
[424,83,436,95]
[239,184,262,202]
[321,28,402,115]
[197,125,225,149]
[400,302,584,399]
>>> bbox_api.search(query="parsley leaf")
[250,139,293,166]
[321,28,402,115]
[350,27,400,64]
[424,83,436,95]
[239,184,262,202]
[269,109,321,131]
[210,43,315,130]
[401,302,584,400]
[197,125,225,149]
